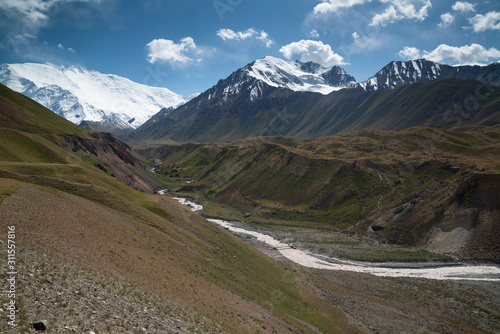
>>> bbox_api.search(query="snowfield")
[0,63,188,129]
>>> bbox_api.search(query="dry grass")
[0,181,359,333]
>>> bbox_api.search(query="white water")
[164,192,500,281]
[157,189,203,212]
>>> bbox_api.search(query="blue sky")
[1,0,499,96]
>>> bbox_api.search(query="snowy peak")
[357,59,442,91]
[201,56,356,104]
[244,56,355,95]
[0,63,188,133]
[357,59,500,91]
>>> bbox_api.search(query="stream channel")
[158,190,500,281]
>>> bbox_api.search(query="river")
[161,191,500,281]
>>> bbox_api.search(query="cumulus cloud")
[399,44,500,65]
[451,1,475,13]
[313,0,372,15]
[216,28,273,47]
[468,11,500,32]
[279,40,348,66]
[398,46,421,59]
[438,12,455,28]
[146,37,203,64]
[370,0,432,27]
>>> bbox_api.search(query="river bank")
[160,191,500,281]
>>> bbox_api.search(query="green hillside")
[138,125,500,261]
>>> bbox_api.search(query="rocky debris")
[369,201,414,232]
[0,248,225,334]
[32,320,47,331]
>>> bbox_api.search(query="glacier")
[0,63,188,130]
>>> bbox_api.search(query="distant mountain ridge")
[3,58,500,142]
[356,59,500,91]
[0,63,189,136]
[129,56,500,143]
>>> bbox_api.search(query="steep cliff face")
[425,174,500,260]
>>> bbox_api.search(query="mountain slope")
[357,59,500,91]
[137,125,500,262]
[0,83,360,333]
[128,56,356,143]
[0,63,188,135]
[130,78,500,143]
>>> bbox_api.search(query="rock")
[32,320,47,331]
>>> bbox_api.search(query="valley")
[165,195,500,281]
[137,125,500,263]
[2,0,500,331]
[1,56,500,333]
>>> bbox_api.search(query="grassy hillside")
[0,84,361,333]
[137,125,500,262]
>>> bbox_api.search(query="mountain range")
[0,63,191,136]
[129,57,500,143]
[1,57,500,141]
[356,59,500,91]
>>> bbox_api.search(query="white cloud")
[451,1,475,13]
[313,0,372,15]
[0,0,97,34]
[371,5,401,26]
[308,29,320,38]
[256,31,273,48]
[216,28,273,48]
[438,12,454,28]
[146,37,203,64]
[468,11,500,32]
[279,40,348,66]
[370,0,432,26]
[398,46,421,59]
[350,32,382,52]
[402,44,500,65]
[0,0,103,61]
[57,43,75,53]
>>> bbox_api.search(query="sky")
[0,0,499,96]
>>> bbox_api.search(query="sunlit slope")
[0,83,359,333]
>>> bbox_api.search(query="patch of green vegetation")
[344,249,454,262]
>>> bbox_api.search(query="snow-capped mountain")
[357,59,500,91]
[207,56,356,103]
[131,56,356,142]
[0,63,188,134]
[244,56,355,95]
